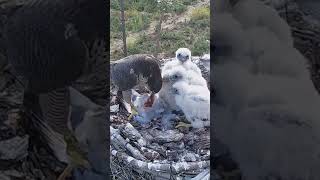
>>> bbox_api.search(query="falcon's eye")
[186,55,189,58]
[178,53,181,57]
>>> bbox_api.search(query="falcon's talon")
[175,121,192,128]
[128,104,138,120]
[59,136,90,180]
[130,104,138,114]
[64,133,91,168]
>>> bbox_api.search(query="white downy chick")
[172,81,210,128]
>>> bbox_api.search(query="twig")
[120,123,147,146]
[111,148,210,174]
[110,126,147,161]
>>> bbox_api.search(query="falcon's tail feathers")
[39,87,71,134]
[29,109,69,163]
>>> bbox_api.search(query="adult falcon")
[110,54,162,118]
[4,0,107,179]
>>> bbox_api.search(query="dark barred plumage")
[4,0,107,128]
[5,0,107,93]
[111,54,162,93]
[39,87,70,134]
[4,0,107,178]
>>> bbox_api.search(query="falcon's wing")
[24,90,68,163]
[39,87,71,134]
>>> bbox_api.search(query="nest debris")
[110,56,211,179]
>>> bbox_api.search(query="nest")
[110,56,211,179]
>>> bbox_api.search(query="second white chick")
[166,65,207,87]
[159,64,208,111]
[172,81,210,128]
[162,48,202,76]
[158,66,187,111]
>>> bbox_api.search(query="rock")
[151,129,184,143]
[0,135,28,160]
[110,104,119,113]
[165,150,183,162]
[162,141,185,150]
[181,152,198,162]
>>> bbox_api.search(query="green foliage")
[127,34,156,55]
[111,0,196,14]
[127,0,158,13]
[126,10,151,32]
[111,0,158,13]
[160,31,189,54]
[160,23,209,56]
[190,6,210,21]
[192,36,209,56]
[156,0,189,14]
[170,1,187,14]
[110,11,121,35]
[181,0,197,6]
[126,36,137,51]
[110,0,120,10]
[110,0,209,60]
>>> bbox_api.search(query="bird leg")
[40,88,90,179]
[175,121,192,129]
[128,103,138,120]
[55,131,90,180]
[121,90,139,120]
[64,132,90,168]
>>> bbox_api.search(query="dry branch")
[110,126,147,161]
[111,148,210,174]
[149,129,184,144]
[120,123,147,147]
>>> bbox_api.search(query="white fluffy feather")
[173,81,210,128]
[231,0,293,46]
[159,48,209,125]
[162,48,202,75]
[213,2,320,179]
[185,70,208,87]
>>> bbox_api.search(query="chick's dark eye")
[178,53,181,57]
[186,55,189,58]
